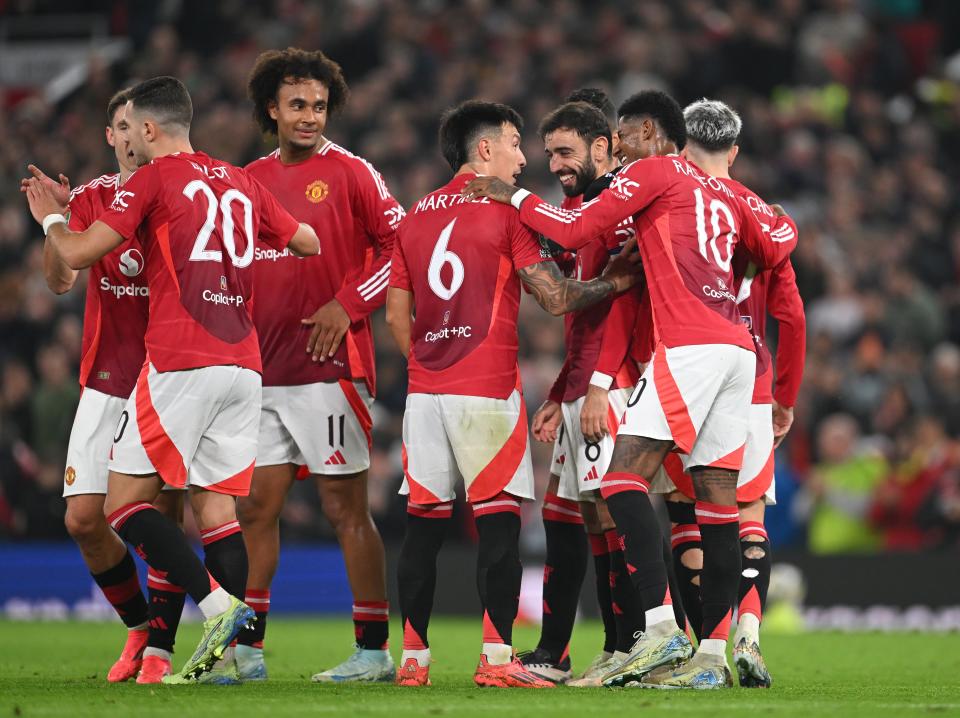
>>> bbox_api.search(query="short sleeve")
[96,165,160,241]
[250,176,300,251]
[509,216,549,271]
[67,189,92,232]
[389,234,412,291]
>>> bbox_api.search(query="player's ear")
[105,126,115,148]
[476,137,492,162]
[727,144,739,168]
[592,136,609,162]
[267,99,279,121]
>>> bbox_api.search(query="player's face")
[270,78,328,151]
[106,107,137,174]
[487,123,525,185]
[544,128,596,198]
[122,103,153,167]
[616,116,657,164]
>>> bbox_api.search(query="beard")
[560,156,597,197]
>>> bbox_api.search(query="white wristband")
[510,188,532,210]
[589,372,614,390]
[42,213,68,235]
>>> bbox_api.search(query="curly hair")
[247,47,350,135]
[618,90,686,150]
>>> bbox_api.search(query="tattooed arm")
[518,246,639,315]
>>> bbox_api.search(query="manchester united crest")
[306,179,329,203]
[64,466,76,486]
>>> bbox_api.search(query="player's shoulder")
[319,141,391,197]
[244,148,281,174]
[69,172,120,203]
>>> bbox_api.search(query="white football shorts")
[256,380,374,476]
[109,362,261,496]
[400,389,534,505]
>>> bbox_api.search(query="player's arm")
[20,165,77,293]
[385,287,412,360]
[580,285,644,442]
[288,223,320,257]
[334,164,404,322]
[737,198,798,269]
[307,162,402,361]
[385,236,413,359]
[24,178,125,269]
[767,258,806,447]
[463,161,661,250]
[517,241,639,316]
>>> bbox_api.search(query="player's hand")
[601,237,642,293]
[770,203,787,217]
[21,164,71,209]
[23,177,67,226]
[302,298,351,362]
[580,384,610,443]
[461,176,520,205]
[772,401,794,448]
[532,400,562,443]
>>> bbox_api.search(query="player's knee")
[322,492,369,531]
[743,541,766,559]
[65,505,108,544]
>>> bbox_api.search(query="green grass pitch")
[2,618,959,717]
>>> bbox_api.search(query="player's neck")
[279,135,327,165]
[150,135,194,161]
[594,156,619,178]
[687,152,730,179]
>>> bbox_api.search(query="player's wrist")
[42,213,68,235]
[589,372,614,390]
[510,188,532,210]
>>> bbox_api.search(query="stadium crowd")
[2,0,960,553]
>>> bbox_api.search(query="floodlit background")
[1,0,959,628]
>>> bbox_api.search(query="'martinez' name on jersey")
[68,173,148,397]
[391,173,548,399]
[245,141,403,390]
[96,151,300,373]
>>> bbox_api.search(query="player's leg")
[395,393,456,687]
[396,499,453,686]
[733,498,773,688]
[105,471,247,683]
[63,389,150,683]
[316,472,390,653]
[440,389,551,688]
[138,488,187,684]
[521,452,587,684]
[653,346,755,690]
[110,363,259,683]
[235,462,297,679]
[664,490,703,642]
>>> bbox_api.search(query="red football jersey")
[516,155,798,353]
[67,174,148,398]
[245,141,403,390]
[724,177,806,406]
[390,173,549,399]
[97,151,300,373]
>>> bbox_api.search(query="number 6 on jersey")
[428,218,464,300]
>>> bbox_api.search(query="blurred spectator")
[794,413,887,554]
[0,1,958,550]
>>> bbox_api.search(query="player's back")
[97,151,298,374]
[617,154,757,352]
[392,173,547,399]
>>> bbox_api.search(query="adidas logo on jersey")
[583,466,600,482]
[325,451,347,466]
